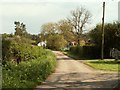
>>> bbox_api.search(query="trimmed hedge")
[70,46,101,59]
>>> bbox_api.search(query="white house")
[37,40,47,47]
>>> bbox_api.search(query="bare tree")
[68,7,91,45]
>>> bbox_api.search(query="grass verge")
[64,51,120,72]
[84,60,120,72]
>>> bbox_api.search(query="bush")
[2,35,57,88]
[89,22,120,58]
[47,34,67,50]
[2,36,44,63]
[2,35,53,64]
[2,38,11,61]
[2,49,56,88]
[70,45,101,59]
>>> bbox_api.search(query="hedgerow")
[2,51,56,88]
[69,45,101,59]
[2,36,56,88]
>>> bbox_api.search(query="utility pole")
[101,2,105,60]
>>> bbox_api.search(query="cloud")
[0,3,50,17]
[0,0,119,3]
[0,1,118,34]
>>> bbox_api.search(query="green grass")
[85,60,120,72]
[64,51,120,72]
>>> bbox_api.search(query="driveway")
[35,51,119,89]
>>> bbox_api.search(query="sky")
[0,0,119,34]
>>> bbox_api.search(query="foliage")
[40,7,92,47]
[14,21,39,44]
[14,21,27,37]
[31,34,40,44]
[40,22,69,50]
[89,24,102,47]
[2,36,12,61]
[40,19,77,49]
[63,51,80,60]
[2,32,57,88]
[2,33,13,38]
[58,20,76,42]
[89,22,120,58]
[2,34,56,88]
[69,46,101,59]
[68,7,91,45]
[47,34,67,50]
[2,49,56,88]
[41,22,58,35]
[2,36,35,62]
[85,60,120,71]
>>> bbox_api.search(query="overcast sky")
[0,0,119,34]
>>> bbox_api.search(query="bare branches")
[69,7,91,35]
[68,7,91,45]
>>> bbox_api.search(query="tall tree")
[89,22,120,57]
[58,20,75,42]
[14,21,27,37]
[47,34,67,50]
[41,22,58,35]
[68,7,91,45]
[40,22,69,50]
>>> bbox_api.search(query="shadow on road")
[36,72,119,89]
[35,51,120,90]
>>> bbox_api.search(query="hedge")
[70,46,101,59]
[2,36,57,88]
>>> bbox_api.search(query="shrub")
[2,39,11,61]
[47,34,67,50]
[2,35,57,88]
[89,22,120,57]
[2,36,45,63]
[69,45,101,59]
[2,35,54,64]
[2,49,56,88]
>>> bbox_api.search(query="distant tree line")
[40,7,91,50]
[2,7,120,59]
[14,21,40,44]
[89,22,120,58]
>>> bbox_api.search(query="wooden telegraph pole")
[101,2,105,60]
